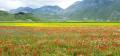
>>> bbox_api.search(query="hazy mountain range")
[0,0,120,22]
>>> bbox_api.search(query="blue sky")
[0,0,82,11]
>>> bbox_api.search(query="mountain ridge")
[0,0,120,22]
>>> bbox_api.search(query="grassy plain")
[0,22,119,56]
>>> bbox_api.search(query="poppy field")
[0,25,120,56]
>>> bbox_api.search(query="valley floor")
[0,23,119,56]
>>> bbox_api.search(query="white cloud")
[0,0,26,10]
[0,0,82,11]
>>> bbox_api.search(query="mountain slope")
[0,10,15,21]
[32,6,64,21]
[10,7,33,13]
[64,0,120,22]
[0,10,38,22]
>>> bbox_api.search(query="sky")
[0,0,82,11]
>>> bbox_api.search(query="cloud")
[0,0,26,10]
[0,0,82,11]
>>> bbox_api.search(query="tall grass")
[0,26,119,56]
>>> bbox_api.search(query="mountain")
[33,6,63,14]
[10,7,33,13]
[31,6,64,21]
[64,0,120,22]
[7,0,120,22]
[10,6,64,22]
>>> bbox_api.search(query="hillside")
[64,0,120,22]
[0,10,37,22]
